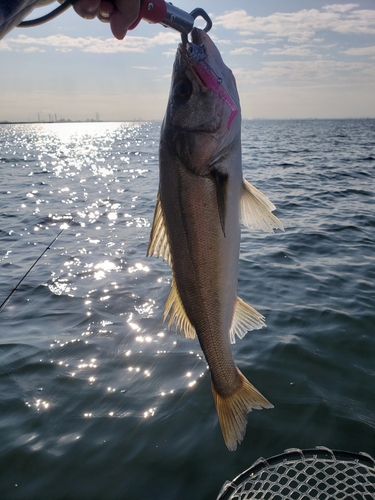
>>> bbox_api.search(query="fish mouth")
[190,27,205,46]
[178,30,239,131]
[176,43,207,91]
[178,28,206,59]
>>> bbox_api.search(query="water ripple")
[0,119,374,499]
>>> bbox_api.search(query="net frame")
[216,447,375,500]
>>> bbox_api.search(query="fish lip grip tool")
[17,0,212,37]
[129,1,212,36]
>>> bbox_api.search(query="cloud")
[132,66,158,70]
[23,46,45,53]
[162,48,177,57]
[233,59,375,87]
[243,38,282,45]
[265,46,313,57]
[209,34,233,46]
[214,5,375,43]
[230,47,258,56]
[322,4,358,13]
[342,46,375,56]
[0,41,11,51]
[3,31,180,54]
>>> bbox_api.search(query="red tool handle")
[129,0,167,30]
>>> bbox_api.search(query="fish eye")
[173,79,192,102]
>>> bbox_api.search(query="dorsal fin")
[240,179,284,233]
[229,297,266,344]
[148,192,195,339]
[163,279,196,339]
[147,190,172,265]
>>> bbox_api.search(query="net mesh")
[217,447,375,500]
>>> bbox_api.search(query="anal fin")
[164,279,196,340]
[230,297,266,344]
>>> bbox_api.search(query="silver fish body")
[148,28,283,450]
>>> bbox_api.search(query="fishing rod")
[0,218,74,312]
[18,0,79,27]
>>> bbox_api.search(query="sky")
[1,0,375,121]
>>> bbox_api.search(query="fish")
[147,28,283,451]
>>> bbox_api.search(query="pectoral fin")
[230,297,266,344]
[147,190,172,265]
[240,179,284,233]
[212,168,228,237]
[163,279,196,339]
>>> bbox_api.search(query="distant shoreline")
[1,118,374,125]
[0,120,150,125]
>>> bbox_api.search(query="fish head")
[162,28,241,175]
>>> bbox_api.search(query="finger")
[73,0,101,20]
[110,0,140,40]
[98,0,115,23]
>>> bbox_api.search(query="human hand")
[73,0,141,40]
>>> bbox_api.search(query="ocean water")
[0,119,374,499]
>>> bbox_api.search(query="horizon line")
[1,117,375,125]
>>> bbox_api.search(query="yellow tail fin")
[212,370,273,451]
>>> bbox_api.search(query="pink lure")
[194,59,238,130]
